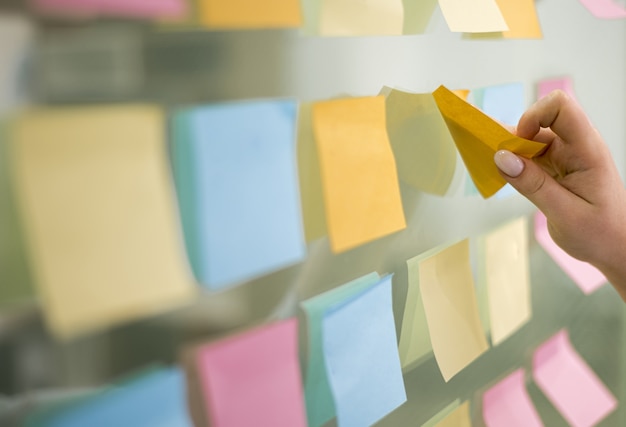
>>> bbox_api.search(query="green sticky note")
[0,121,34,306]
[300,272,381,427]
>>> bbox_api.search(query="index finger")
[516,90,596,147]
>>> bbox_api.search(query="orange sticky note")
[199,0,302,29]
[468,0,542,39]
[433,85,546,198]
[312,96,406,253]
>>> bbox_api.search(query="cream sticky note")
[297,102,327,242]
[418,240,489,382]
[196,319,307,427]
[420,400,463,427]
[399,255,433,371]
[320,0,404,36]
[437,0,508,32]
[312,96,406,253]
[11,106,195,338]
[534,211,606,294]
[199,0,302,29]
[301,272,381,427]
[533,330,618,427]
[482,369,544,427]
[433,85,546,198]
[480,217,531,345]
[383,87,457,196]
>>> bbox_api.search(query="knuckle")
[523,170,547,196]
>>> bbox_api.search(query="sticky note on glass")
[438,0,508,32]
[26,367,193,427]
[423,401,472,427]
[301,272,380,427]
[199,0,302,29]
[312,96,406,253]
[473,82,525,127]
[533,330,618,427]
[171,100,306,290]
[196,319,306,427]
[417,240,489,381]
[398,255,433,371]
[322,275,406,426]
[578,0,626,19]
[32,0,187,18]
[433,85,546,198]
[403,0,437,34]
[538,76,576,100]
[482,369,543,427]
[534,211,606,294]
[319,0,404,36]
[382,87,457,196]
[468,0,542,39]
[0,123,34,306]
[478,217,531,345]
[11,106,195,339]
[297,102,327,242]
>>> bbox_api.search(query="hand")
[494,90,626,300]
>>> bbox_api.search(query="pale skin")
[493,90,626,301]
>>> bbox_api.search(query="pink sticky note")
[196,319,307,427]
[96,0,187,18]
[533,330,618,427]
[578,0,626,19]
[534,211,606,294]
[31,0,186,18]
[483,369,544,427]
[537,76,576,100]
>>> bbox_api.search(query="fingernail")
[494,150,524,177]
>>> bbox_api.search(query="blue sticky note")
[171,100,307,289]
[301,272,381,427]
[30,367,192,427]
[322,275,407,427]
[477,82,525,126]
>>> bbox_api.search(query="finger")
[494,150,584,217]
[516,90,595,148]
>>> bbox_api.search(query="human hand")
[493,90,626,299]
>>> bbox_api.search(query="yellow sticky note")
[297,102,327,242]
[312,96,406,253]
[399,254,433,371]
[383,87,456,196]
[469,0,542,39]
[438,0,508,33]
[480,217,531,345]
[199,0,302,29]
[11,106,195,339]
[433,401,472,427]
[433,85,545,198]
[403,0,437,34]
[320,0,404,36]
[418,240,489,382]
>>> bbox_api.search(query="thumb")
[494,150,574,216]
